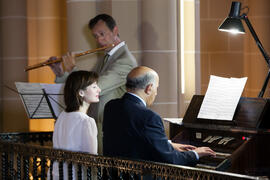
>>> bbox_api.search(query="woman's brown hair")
[64,71,98,112]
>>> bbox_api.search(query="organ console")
[172,95,270,177]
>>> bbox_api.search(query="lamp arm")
[242,14,270,97]
[258,69,270,98]
[242,14,270,66]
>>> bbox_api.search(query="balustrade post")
[87,167,92,180]
[59,161,64,180]
[23,156,29,180]
[129,172,135,180]
[49,160,54,180]
[17,154,21,180]
[2,152,8,180]
[119,171,124,180]
[77,164,82,180]
[97,167,102,180]
[68,162,73,180]
[41,157,46,180]
[33,157,37,179]
[9,152,15,178]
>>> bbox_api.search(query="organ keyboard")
[172,95,270,177]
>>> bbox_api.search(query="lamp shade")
[218,1,245,34]
[218,17,245,34]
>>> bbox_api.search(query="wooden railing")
[0,132,268,180]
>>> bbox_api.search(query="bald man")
[103,66,215,167]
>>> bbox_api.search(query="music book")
[197,75,247,121]
[15,82,65,119]
[163,118,183,125]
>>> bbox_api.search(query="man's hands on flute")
[47,56,64,77]
[47,52,75,77]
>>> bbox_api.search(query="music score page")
[197,75,247,121]
[163,118,183,125]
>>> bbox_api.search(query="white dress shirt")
[107,41,125,57]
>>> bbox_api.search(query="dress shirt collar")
[107,41,125,56]
[127,92,146,107]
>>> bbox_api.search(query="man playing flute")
[48,14,138,154]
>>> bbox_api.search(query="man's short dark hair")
[88,14,116,31]
[126,72,155,91]
[64,71,98,112]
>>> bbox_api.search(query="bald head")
[126,66,158,92]
[127,66,155,79]
[126,66,159,106]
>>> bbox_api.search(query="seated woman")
[49,70,101,180]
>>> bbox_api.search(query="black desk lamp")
[218,1,270,97]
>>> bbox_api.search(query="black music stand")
[15,82,65,119]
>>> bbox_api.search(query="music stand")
[15,82,65,119]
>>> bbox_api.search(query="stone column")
[0,0,28,132]
[140,0,179,118]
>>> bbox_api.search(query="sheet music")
[41,83,65,117]
[197,75,247,121]
[15,82,65,119]
[163,118,183,125]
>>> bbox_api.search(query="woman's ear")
[79,90,84,98]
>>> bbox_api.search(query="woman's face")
[81,82,101,104]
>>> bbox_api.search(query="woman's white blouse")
[53,111,98,154]
[49,111,98,180]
